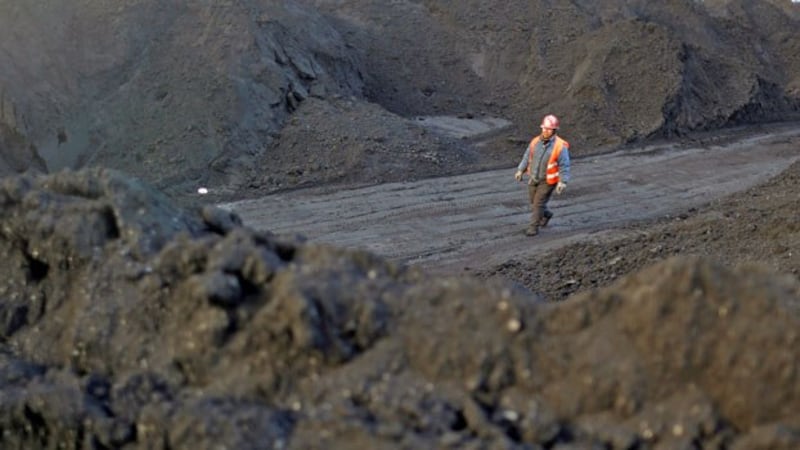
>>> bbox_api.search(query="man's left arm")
[558,146,571,183]
[556,145,571,194]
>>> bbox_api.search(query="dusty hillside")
[0,1,366,198]
[1,0,799,202]
[0,168,798,449]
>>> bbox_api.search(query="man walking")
[514,114,571,236]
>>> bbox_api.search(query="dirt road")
[220,125,800,274]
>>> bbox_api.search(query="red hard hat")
[540,114,560,130]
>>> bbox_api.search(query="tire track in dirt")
[220,126,800,274]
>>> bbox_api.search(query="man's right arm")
[516,147,530,172]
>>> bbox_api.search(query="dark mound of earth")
[1,169,798,449]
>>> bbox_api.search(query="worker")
[514,114,571,236]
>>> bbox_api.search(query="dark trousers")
[527,182,555,230]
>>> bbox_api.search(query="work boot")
[539,211,553,227]
[524,226,538,236]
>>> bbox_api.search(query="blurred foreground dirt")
[0,167,798,449]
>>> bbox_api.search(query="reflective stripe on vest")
[526,136,568,185]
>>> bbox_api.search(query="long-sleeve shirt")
[517,137,571,184]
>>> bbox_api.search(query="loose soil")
[0,158,798,449]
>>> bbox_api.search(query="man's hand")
[555,181,567,194]
[514,170,523,182]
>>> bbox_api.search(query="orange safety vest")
[526,136,568,185]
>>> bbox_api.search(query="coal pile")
[1,169,798,449]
